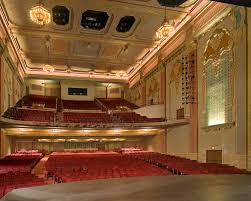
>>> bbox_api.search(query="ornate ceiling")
[1,0,199,82]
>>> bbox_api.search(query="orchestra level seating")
[0,151,249,199]
[45,152,171,183]
[0,153,46,198]
[127,152,249,175]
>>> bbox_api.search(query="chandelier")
[156,6,174,40]
[30,1,51,25]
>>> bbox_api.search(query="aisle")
[32,155,50,178]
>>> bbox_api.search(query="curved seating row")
[127,152,248,175]
[45,153,171,183]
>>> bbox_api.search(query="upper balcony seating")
[63,112,113,124]
[114,112,164,123]
[98,98,139,110]
[17,95,57,108]
[62,100,101,110]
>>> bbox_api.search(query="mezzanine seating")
[16,109,55,122]
[45,152,171,183]
[114,112,164,123]
[63,112,113,124]
[62,100,101,110]
[98,98,139,110]
[2,97,164,125]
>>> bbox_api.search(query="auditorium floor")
[1,175,251,201]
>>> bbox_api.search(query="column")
[247,8,251,171]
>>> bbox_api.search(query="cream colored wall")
[26,79,45,96]
[61,80,95,101]
[197,7,247,169]
[95,86,106,98]
[122,4,249,166]
[134,104,165,118]
[163,45,197,160]
[107,86,123,98]
[0,54,24,115]
[166,125,191,154]
[26,80,61,97]
[144,132,165,153]
[145,70,161,105]
[129,84,142,106]
[0,130,12,158]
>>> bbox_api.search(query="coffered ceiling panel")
[101,45,122,58]
[72,41,101,57]
[1,0,199,81]
[17,36,45,54]
[51,39,70,55]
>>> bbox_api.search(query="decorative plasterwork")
[129,1,231,89]
[0,0,208,82]
[204,28,233,64]
[201,122,235,132]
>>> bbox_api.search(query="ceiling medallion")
[156,6,174,40]
[43,64,54,73]
[30,0,51,25]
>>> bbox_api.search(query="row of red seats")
[45,153,171,183]
[98,98,139,110]
[62,100,101,110]
[0,153,43,174]
[0,171,46,198]
[63,112,113,124]
[17,95,57,108]
[16,109,55,122]
[0,153,46,198]
[128,152,248,175]
[114,112,164,123]
[2,107,20,120]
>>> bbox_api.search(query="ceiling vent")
[116,16,135,33]
[157,0,187,7]
[52,6,70,25]
[81,10,109,30]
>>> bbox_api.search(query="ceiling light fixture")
[30,0,51,25]
[156,6,174,40]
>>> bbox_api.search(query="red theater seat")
[62,100,101,110]
[98,98,139,110]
